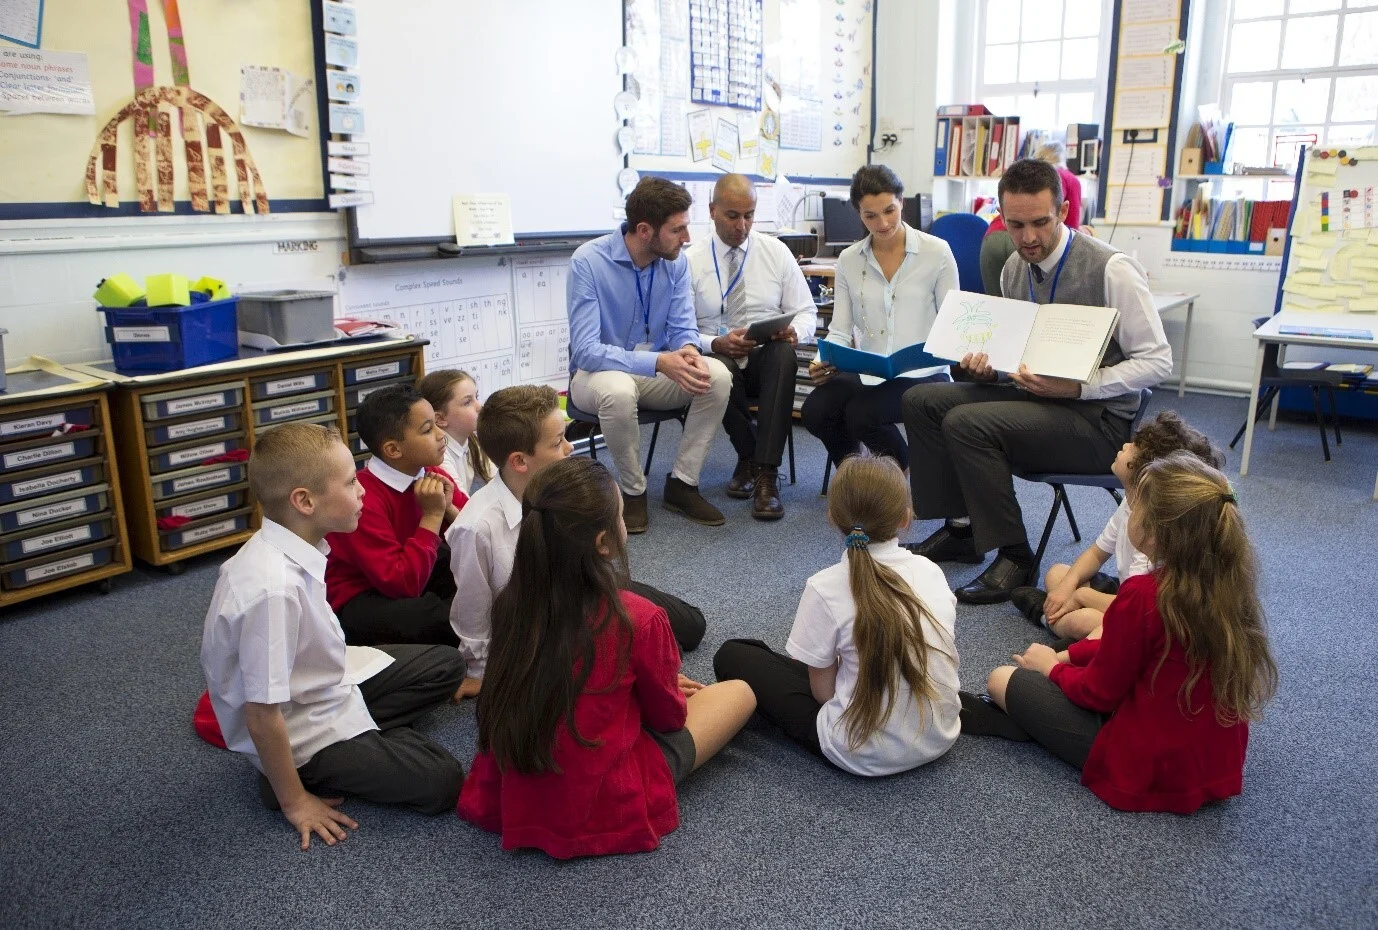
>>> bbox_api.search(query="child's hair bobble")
[845,525,870,550]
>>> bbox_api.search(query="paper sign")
[688,109,713,162]
[329,191,374,209]
[323,2,356,35]
[325,35,358,68]
[239,66,312,137]
[329,104,365,134]
[452,193,515,246]
[0,48,94,115]
[0,0,42,47]
[327,156,368,175]
[330,174,371,191]
[327,70,361,103]
[738,111,760,161]
[712,118,739,172]
[758,137,780,180]
[328,140,369,157]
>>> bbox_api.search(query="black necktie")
[1031,264,1045,284]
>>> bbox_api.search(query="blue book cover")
[818,340,947,379]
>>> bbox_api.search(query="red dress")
[1049,574,1251,814]
[458,590,688,858]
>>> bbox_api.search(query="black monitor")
[823,194,933,247]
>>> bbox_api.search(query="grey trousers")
[901,383,1130,554]
[1004,668,1105,770]
[289,644,465,815]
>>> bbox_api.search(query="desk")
[1152,291,1198,399]
[1240,312,1378,499]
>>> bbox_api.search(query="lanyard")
[1028,229,1074,303]
[634,262,655,340]
[711,239,750,313]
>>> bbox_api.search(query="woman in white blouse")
[800,165,959,471]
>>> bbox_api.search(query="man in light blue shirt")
[568,177,732,534]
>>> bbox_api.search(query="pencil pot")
[98,297,239,374]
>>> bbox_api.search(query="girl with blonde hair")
[713,454,960,775]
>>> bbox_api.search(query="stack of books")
[1172,190,1291,254]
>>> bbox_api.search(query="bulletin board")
[1097,0,1189,228]
[0,0,329,218]
[1276,146,1378,317]
[624,0,875,185]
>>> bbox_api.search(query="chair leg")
[1108,488,1122,505]
[821,457,832,496]
[1032,492,1060,578]
[1311,387,1331,462]
[787,426,797,485]
[1057,486,1081,543]
[1327,386,1342,446]
[645,421,661,475]
[587,425,600,461]
[1230,386,1279,449]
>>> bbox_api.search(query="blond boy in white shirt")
[201,423,465,850]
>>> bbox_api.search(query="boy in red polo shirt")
[326,384,467,645]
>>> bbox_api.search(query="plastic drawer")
[144,410,243,448]
[0,429,101,475]
[148,432,247,475]
[155,484,249,525]
[347,432,367,454]
[142,382,245,421]
[159,507,252,552]
[0,403,95,442]
[353,451,371,468]
[343,355,414,386]
[150,463,245,502]
[344,376,412,411]
[248,368,332,401]
[1,539,116,590]
[255,411,340,438]
[0,485,110,534]
[0,512,115,564]
[0,456,105,505]
[250,390,335,427]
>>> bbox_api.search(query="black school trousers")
[337,543,460,647]
[713,638,827,760]
[264,644,466,815]
[629,579,706,653]
[1002,667,1106,770]
[708,338,798,469]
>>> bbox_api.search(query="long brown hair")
[475,457,631,774]
[827,455,953,750]
[1135,452,1278,725]
[416,369,493,482]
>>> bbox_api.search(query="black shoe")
[1010,586,1048,627]
[959,691,1031,741]
[903,525,983,564]
[955,556,1033,605]
[725,458,755,499]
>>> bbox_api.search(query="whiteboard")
[349,0,624,244]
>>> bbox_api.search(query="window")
[1222,0,1378,170]
[976,0,1110,130]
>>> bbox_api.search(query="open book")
[923,290,1120,382]
[817,340,947,380]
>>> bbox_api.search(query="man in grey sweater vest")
[901,159,1172,604]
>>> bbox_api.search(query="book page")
[924,291,1039,373]
[1019,304,1121,381]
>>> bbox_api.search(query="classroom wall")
[873,0,940,193]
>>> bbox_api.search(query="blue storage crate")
[0,513,115,564]
[0,430,100,475]
[2,539,116,590]
[0,456,105,505]
[98,296,239,374]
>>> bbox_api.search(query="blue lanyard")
[1027,229,1074,303]
[634,262,655,339]
[711,239,749,313]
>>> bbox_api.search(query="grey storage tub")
[237,290,337,345]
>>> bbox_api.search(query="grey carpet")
[2,390,1376,929]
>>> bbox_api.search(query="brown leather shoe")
[622,492,649,534]
[725,458,755,499]
[662,475,725,526]
[751,466,783,520]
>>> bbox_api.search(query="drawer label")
[354,361,401,381]
[21,524,94,555]
[169,494,231,520]
[180,517,239,543]
[262,375,320,396]
[165,442,227,468]
[354,383,389,403]
[112,326,172,342]
[16,496,91,527]
[24,551,95,582]
[10,469,85,498]
[4,442,76,470]
[164,393,229,416]
[0,412,67,437]
[268,399,321,420]
[165,416,228,440]
[170,467,232,494]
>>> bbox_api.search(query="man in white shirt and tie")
[686,174,817,519]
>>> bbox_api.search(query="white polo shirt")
[786,539,961,776]
[446,475,523,678]
[686,230,818,354]
[201,519,376,771]
[1094,498,1153,580]
[825,223,959,381]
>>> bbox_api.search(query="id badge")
[634,342,653,352]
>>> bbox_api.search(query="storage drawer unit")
[141,382,244,421]
[0,513,115,564]
[144,410,243,448]
[0,484,110,534]
[250,390,335,428]
[249,368,332,401]
[159,507,253,552]
[0,457,105,505]
[344,355,414,386]
[147,432,247,474]
[150,463,246,502]
[0,403,96,442]
[2,539,118,590]
[154,484,250,526]
[0,429,102,475]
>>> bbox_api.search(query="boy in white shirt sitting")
[1010,411,1222,640]
[448,385,706,697]
[201,423,465,849]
